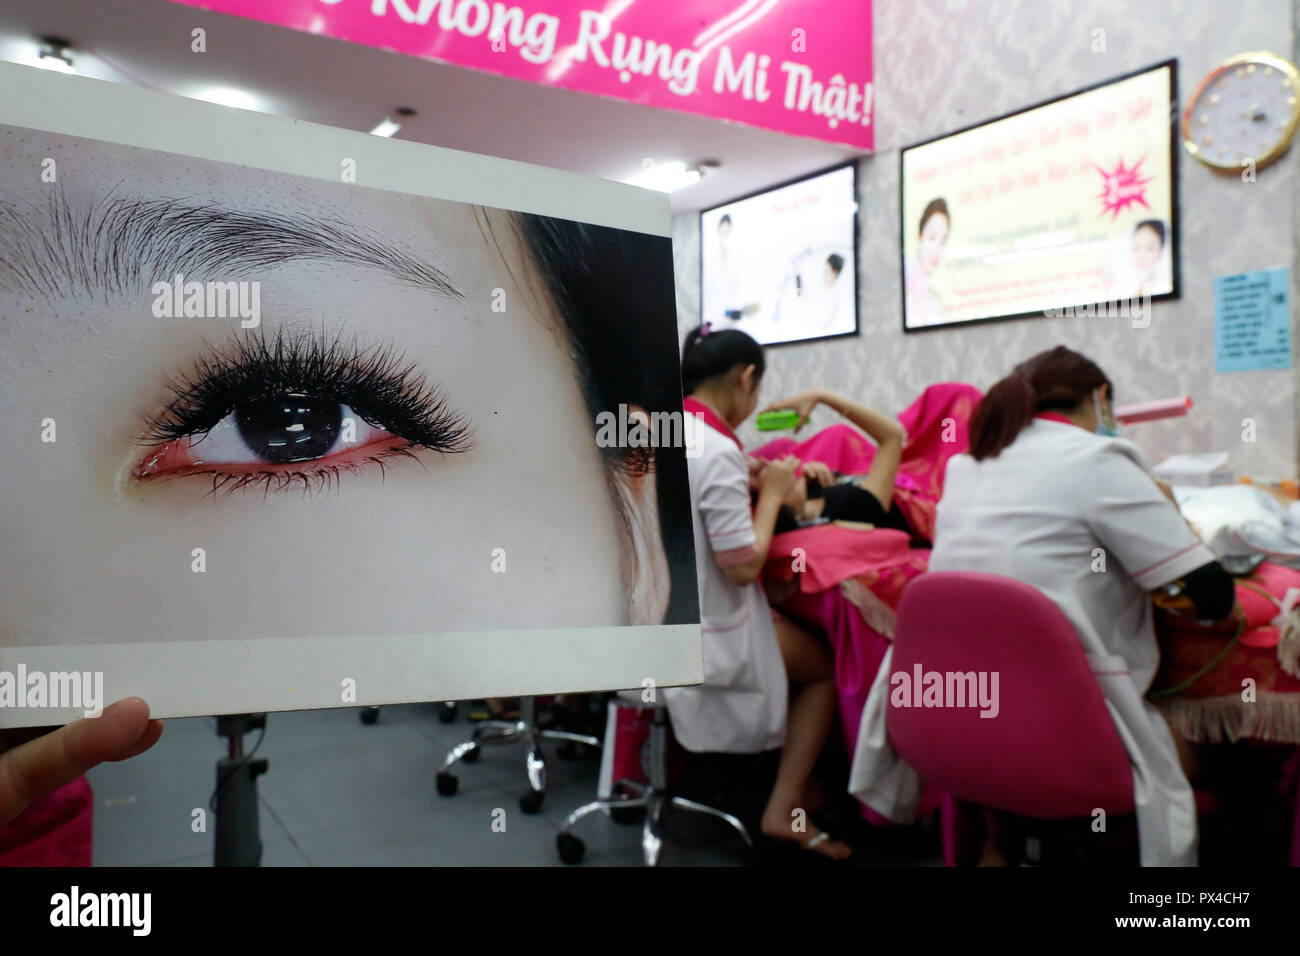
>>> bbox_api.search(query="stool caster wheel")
[436,772,458,796]
[519,790,544,814]
[439,702,457,724]
[462,746,480,764]
[557,832,585,864]
[359,707,379,724]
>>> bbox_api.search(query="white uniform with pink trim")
[850,418,1216,865]
[664,418,788,754]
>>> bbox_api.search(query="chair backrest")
[887,572,1136,818]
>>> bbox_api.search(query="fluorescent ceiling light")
[191,86,263,111]
[624,160,703,193]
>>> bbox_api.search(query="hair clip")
[700,321,712,337]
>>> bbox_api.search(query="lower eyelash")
[189,444,426,498]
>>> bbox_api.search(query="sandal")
[467,700,521,722]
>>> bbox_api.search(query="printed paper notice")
[1214,267,1291,372]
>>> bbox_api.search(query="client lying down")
[748,388,925,544]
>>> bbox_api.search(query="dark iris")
[235,393,342,464]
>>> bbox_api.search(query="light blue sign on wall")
[1214,267,1291,372]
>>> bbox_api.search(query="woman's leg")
[977,808,1010,866]
[760,612,852,860]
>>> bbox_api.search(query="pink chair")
[887,571,1140,865]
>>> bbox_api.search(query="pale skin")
[689,363,852,860]
[918,211,949,277]
[1131,225,1163,296]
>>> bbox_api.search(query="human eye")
[132,330,473,494]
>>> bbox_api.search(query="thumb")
[0,698,162,827]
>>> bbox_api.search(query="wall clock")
[1182,51,1300,171]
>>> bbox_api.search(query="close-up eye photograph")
[1,0,1299,942]
[0,128,694,648]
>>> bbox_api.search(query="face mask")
[1093,389,1120,437]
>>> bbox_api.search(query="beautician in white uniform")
[849,346,1234,865]
[667,324,852,859]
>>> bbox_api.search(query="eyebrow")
[0,188,466,303]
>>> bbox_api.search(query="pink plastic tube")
[1114,397,1193,424]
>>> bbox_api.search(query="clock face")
[1183,52,1300,170]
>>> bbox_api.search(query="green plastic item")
[756,409,800,431]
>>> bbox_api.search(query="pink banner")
[162,0,873,149]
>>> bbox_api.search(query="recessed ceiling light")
[624,160,714,193]
[370,106,416,137]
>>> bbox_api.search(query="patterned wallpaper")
[675,0,1299,477]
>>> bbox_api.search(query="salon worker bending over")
[664,325,851,860]
[929,346,1233,865]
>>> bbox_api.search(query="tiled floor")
[86,703,941,866]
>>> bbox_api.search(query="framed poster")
[900,59,1180,332]
[700,163,859,347]
[0,62,701,727]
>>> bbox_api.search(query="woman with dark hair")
[664,324,852,860]
[471,212,700,722]
[1130,219,1168,298]
[866,346,1234,865]
[515,213,698,626]
[903,198,949,327]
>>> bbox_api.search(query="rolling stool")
[436,696,600,813]
[556,703,753,865]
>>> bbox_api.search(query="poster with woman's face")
[0,65,700,727]
[900,61,1177,332]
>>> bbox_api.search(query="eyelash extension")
[198,445,426,500]
[139,329,474,456]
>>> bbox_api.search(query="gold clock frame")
[1182,50,1300,172]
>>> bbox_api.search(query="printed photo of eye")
[133,331,474,494]
[0,109,698,725]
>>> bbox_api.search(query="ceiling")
[0,0,864,212]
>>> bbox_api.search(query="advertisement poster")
[700,164,858,347]
[0,63,701,727]
[900,61,1178,332]
[164,0,875,150]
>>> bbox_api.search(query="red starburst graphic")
[1095,156,1152,218]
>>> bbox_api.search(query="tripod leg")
[213,714,269,867]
